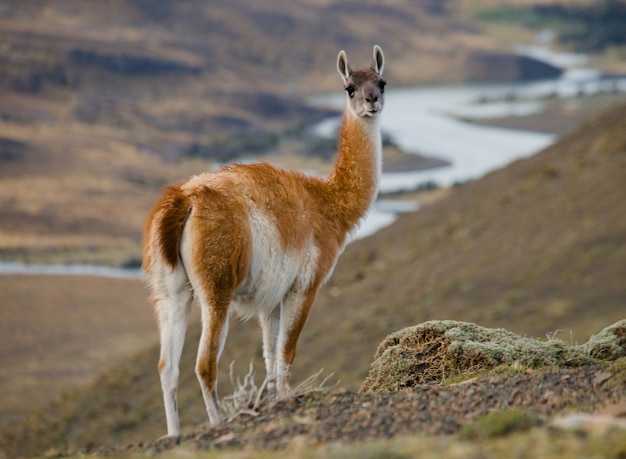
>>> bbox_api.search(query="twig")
[219,361,337,423]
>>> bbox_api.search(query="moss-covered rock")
[582,320,626,360]
[360,319,626,393]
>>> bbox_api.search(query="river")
[0,261,142,279]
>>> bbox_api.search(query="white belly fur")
[231,207,319,320]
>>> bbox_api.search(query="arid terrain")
[2,100,625,459]
[1,1,626,458]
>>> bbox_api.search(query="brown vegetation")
[360,319,626,393]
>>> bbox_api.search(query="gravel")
[97,363,625,455]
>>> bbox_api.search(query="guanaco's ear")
[337,50,352,85]
[371,45,384,76]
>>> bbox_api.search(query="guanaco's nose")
[365,95,378,103]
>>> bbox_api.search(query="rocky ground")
[90,361,625,456]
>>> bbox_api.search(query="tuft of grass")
[605,357,626,389]
[220,362,337,423]
[360,320,626,393]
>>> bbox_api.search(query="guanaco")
[143,45,386,437]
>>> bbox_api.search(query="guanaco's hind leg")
[179,187,251,426]
[194,295,230,426]
[152,263,193,438]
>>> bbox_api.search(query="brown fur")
[186,184,252,295]
[143,182,191,270]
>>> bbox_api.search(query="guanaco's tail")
[143,183,192,270]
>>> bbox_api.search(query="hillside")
[0,0,605,265]
[1,1,626,456]
[1,99,624,458]
[313,101,626,383]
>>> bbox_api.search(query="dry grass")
[220,363,336,423]
[360,320,626,393]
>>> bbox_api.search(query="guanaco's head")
[337,45,386,119]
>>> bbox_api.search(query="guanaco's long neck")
[326,108,382,232]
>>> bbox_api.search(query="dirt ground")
[97,362,626,455]
[0,275,156,425]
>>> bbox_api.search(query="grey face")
[344,69,386,118]
[337,45,386,119]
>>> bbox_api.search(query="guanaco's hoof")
[153,434,181,447]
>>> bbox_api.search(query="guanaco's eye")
[378,80,387,93]
[345,85,355,98]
